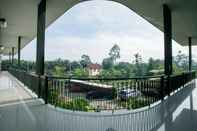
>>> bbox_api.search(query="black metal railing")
[46,72,195,112]
[47,76,162,111]
[7,68,196,112]
[9,68,46,100]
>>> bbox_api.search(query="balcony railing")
[8,68,195,112]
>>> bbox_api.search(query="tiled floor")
[0,71,196,131]
[0,71,35,104]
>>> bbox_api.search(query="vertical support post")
[188,37,192,71]
[18,36,21,67]
[163,4,172,76]
[36,0,46,76]
[9,52,11,63]
[36,0,46,99]
[11,47,14,64]
[167,75,170,96]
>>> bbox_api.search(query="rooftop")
[87,64,102,70]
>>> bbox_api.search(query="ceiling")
[0,0,197,55]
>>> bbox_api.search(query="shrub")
[48,88,59,105]
[111,87,117,99]
[127,98,149,109]
[118,97,149,110]
[63,98,90,111]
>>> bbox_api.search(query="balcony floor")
[0,71,35,104]
[0,71,197,131]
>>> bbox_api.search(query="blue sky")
[20,0,191,63]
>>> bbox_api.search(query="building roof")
[70,79,112,88]
[87,64,102,70]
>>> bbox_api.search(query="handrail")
[7,67,196,112]
[47,75,164,80]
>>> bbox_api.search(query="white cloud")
[43,30,164,63]
[19,0,192,63]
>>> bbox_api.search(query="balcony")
[1,0,197,131]
[0,71,35,104]
[0,69,196,131]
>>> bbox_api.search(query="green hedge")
[118,97,150,110]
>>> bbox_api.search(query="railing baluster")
[45,76,48,104]
[6,68,196,112]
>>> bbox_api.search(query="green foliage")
[99,68,122,78]
[52,97,90,111]
[111,87,117,99]
[173,50,189,73]
[73,68,89,78]
[133,53,144,76]
[45,59,70,76]
[70,61,81,70]
[52,66,66,77]
[80,54,92,68]
[102,44,120,70]
[114,62,134,77]
[101,61,135,78]
[118,98,150,110]
[48,87,59,105]
[102,57,113,70]
[146,58,164,75]
[48,86,91,111]
[3,47,197,78]
[109,44,120,63]
[173,63,184,75]
[63,98,90,111]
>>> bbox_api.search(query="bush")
[63,98,90,111]
[111,87,117,99]
[48,88,59,105]
[48,85,91,112]
[118,97,149,110]
[127,98,149,109]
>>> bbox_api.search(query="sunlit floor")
[0,71,196,131]
[0,71,35,104]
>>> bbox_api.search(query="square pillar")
[9,52,11,63]
[18,36,21,67]
[36,0,46,75]
[188,37,192,71]
[163,4,172,76]
[11,47,14,64]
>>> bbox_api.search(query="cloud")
[43,31,165,63]
[19,0,190,63]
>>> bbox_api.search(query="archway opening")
[43,0,166,78]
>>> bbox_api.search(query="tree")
[147,58,154,72]
[133,53,144,76]
[174,50,188,71]
[173,63,184,74]
[98,68,121,78]
[45,59,71,76]
[114,62,134,77]
[52,66,65,77]
[146,58,164,75]
[70,61,81,70]
[109,44,120,63]
[73,68,89,78]
[99,69,112,78]
[102,57,113,70]
[80,54,91,68]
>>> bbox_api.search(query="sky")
[20,0,192,63]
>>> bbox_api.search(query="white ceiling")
[0,0,197,55]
